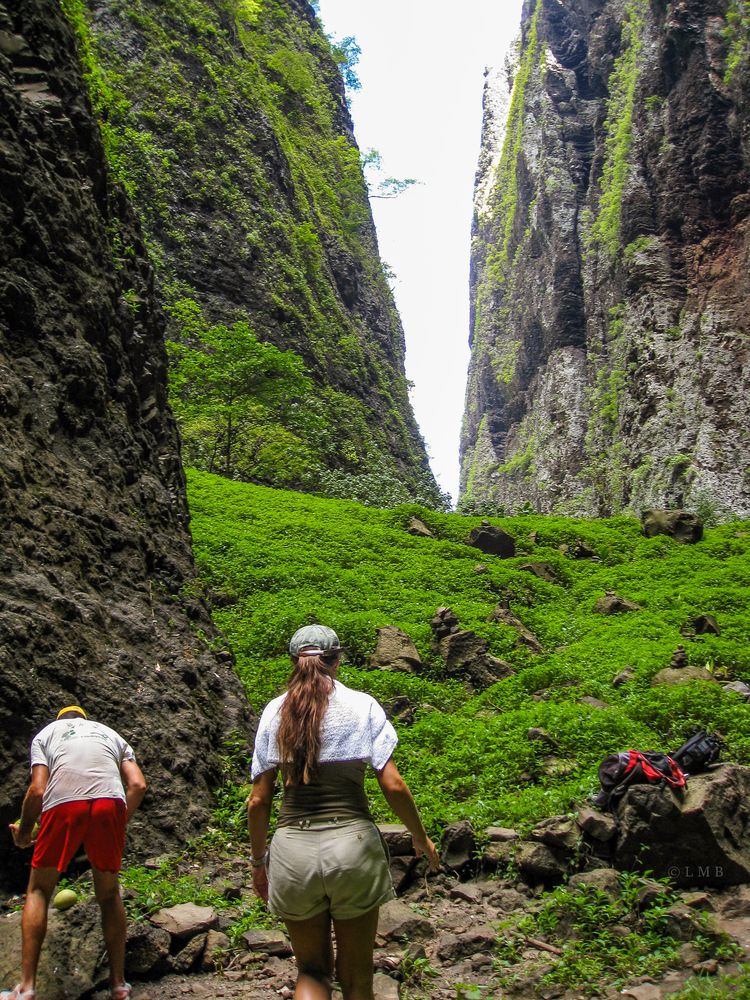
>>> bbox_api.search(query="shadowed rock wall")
[461,0,750,518]
[0,0,251,888]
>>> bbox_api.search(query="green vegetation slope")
[187,468,750,834]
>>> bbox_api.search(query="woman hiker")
[247,624,440,1000]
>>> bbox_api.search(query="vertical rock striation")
[461,0,750,518]
[0,0,251,887]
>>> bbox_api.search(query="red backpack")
[592,750,687,811]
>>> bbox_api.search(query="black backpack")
[592,749,687,811]
[670,730,722,775]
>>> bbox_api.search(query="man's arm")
[10,764,49,848]
[120,759,147,820]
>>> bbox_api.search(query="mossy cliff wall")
[461,0,750,519]
[61,0,438,501]
[0,0,250,886]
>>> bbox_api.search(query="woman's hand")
[412,833,441,871]
[252,862,269,903]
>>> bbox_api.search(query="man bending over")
[1,705,147,1000]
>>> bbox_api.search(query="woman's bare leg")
[285,910,334,1000]
[332,907,379,1000]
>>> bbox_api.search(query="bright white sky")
[316,0,524,504]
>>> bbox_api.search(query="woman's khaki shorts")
[268,818,395,922]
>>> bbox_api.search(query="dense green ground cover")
[187,468,750,835]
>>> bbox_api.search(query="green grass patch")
[187,469,750,837]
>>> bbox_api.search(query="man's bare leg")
[20,866,59,991]
[92,869,127,989]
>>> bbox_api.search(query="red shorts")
[32,798,127,873]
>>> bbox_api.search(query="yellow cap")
[56,705,87,720]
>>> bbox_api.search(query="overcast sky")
[315,0,524,503]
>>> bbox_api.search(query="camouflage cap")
[289,624,342,657]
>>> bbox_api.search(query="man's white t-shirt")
[30,718,136,812]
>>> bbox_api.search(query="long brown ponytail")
[276,653,337,785]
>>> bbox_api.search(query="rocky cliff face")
[61,0,438,503]
[0,0,251,887]
[461,0,750,519]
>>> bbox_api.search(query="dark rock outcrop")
[466,522,516,558]
[0,0,251,887]
[439,630,514,691]
[642,510,704,543]
[461,0,750,520]
[370,625,423,674]
[614,764,750,885]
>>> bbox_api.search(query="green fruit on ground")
[53,889,78,910]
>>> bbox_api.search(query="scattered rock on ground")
[438,629,514,690]
[593,591,641,615]
[466,522,516,558]
[518,562,559,583]
[150,904,218,941]
[489,604,544,653]
[370,626,423,674]
[407,516,433,538]
[0,905,106,999]
[441,821,477,875]
[641,509,704,543]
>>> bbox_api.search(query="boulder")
[441,820,477,874]
[430,606,460,645]
[489,605,544,654]
[373,973,401,1000]
[370,626,422,674]
[124,921,171,977]
[593,591,641,615]
[514,842,569,884]
[378,824,415,857]
[641,509,703,543]
[435,925,496,961]
[559,539,596,559]
[526,727,558,750]
[377,900,435,942]
[201,929,231,971]
[691,614,721,635]
[466,522,516,558]
[389,855,418,894]
[579,696,610,710]
[519,562,559,583]
[0,905,106,1000]
[383,695,416,725]
[449,883,483,904]
[241,928,293,956]
[482,840,515,870]
[612,667,636,687]
[568,868,622,900]
[651,665,713,687]
[576,806,616,842]
[485,826,519,843]
[614,764,750,885]
[723,680,750,702]
[168,932,207,973]
[149,903,218,940]
[439,630,514,691]
[407,516,433,538]
[528,815,580,851]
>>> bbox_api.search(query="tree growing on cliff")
[167,314,325,487]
